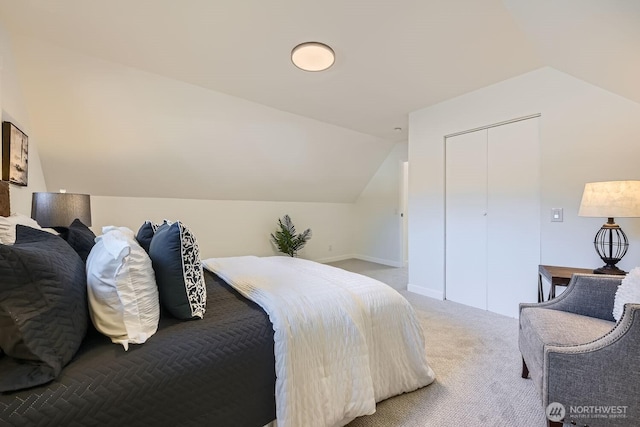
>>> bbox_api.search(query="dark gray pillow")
[0,225,88,392]
[148,221,206,320]
[136,220,160,254]
[60,218,96,263]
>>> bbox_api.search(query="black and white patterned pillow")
[148,221,206,320]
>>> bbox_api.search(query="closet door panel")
[445,130,487,310]
[487,118,540,317]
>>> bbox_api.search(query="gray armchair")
[519,273,640,427]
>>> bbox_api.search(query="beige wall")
[0,25,47,214]
[408,67,640,299]
[91,141,410,263]
[91,196,357,262]
[354,141,407,266]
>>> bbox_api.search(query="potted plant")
[270,215,312,257]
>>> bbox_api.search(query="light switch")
[551,208,563,222]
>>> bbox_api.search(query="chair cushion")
[519,307,614,392]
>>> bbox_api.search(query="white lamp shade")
[578,181,640,218]
[291,42,335,72]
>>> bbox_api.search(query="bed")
[0,187,434,426]
[0,270,277,427]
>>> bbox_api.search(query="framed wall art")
[2,121,28,186]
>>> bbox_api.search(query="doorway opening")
[401,161,409,267]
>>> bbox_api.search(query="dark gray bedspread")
[0,270,276,427]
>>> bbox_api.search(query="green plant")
[270,214,312,257]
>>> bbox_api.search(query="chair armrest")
[520,273,622,321]
[540,303,640,424]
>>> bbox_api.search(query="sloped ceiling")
[504,0,640,107]
[0,0,637,202]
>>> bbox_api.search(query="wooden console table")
[538,265,594,302]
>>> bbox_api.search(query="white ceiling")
[0,0,547,141]
[0,0,638,201]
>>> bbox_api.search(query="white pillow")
[86,226,160,350]
[612,267,640,321]
[0,213,45,244]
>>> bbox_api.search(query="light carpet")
[328,259,547,427]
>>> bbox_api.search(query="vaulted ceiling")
[0,0,638,202]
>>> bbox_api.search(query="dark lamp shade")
[31,192,92,228]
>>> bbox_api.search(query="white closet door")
[487,118,540,317]
[445,129,487,310]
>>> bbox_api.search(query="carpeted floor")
[327,259,547,427]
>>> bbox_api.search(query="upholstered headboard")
[0,181,9,217]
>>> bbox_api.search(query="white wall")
[92,139,409,264]
[0,24,46,213]
[92,196,357,262]
[354,141,407,266]
[408,67,640,299]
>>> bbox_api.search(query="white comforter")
[202,256,435,427]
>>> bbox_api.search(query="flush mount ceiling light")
[291,42,335,72]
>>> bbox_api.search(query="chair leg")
[521,357,529,379]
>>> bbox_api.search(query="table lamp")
[578,180,640,275]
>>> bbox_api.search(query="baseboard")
[407,283,444,300]
[315,254,404,268]
[352,255,404,268]
[315,254,358,264]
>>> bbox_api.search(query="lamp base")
[593,265,627,275]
